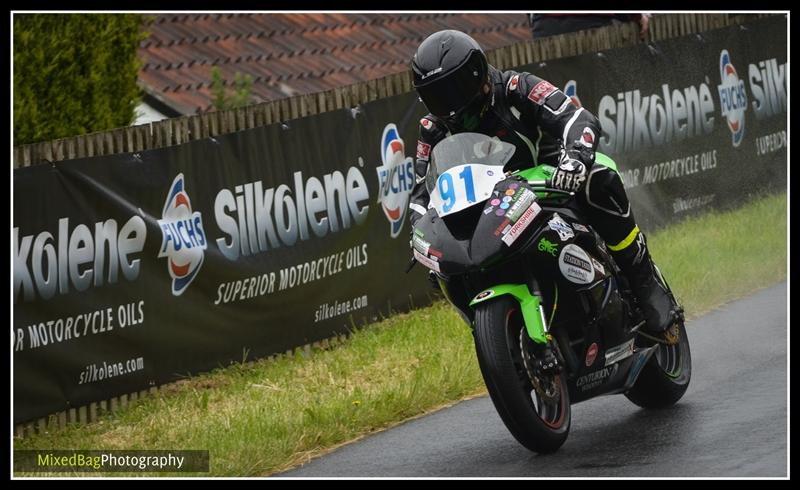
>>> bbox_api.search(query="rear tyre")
[626,265,692,408]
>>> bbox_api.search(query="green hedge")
[14,14,147,145]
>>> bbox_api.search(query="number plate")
[429,164,504,217]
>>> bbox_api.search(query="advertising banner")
[13,16,786,423]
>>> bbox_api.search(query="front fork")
[469,280,549,344]
[470,279,564,375]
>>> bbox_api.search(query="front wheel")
[473,296,571,453]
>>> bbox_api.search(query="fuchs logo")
[564,80,581,108]
[717,49,747,147]
[157,174,207,295]
[377,124,415,238]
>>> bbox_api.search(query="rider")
[409,30,679,344]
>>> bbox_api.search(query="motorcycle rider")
[409,29,680,345]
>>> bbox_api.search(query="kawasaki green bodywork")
[470,284,548,344]
[467,152,619,344]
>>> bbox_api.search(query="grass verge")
[14,192,787,477]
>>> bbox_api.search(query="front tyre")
[473,296,570,453]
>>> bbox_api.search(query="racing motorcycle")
[409,133,691,453]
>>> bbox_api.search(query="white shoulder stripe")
[562,107,585,144]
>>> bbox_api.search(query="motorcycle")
[409,133,691,453]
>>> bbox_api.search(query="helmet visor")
[416,51,486,118]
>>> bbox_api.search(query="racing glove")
[551,151,588,193]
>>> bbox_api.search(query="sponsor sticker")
[420,118,433,130]
[494,218,511,236]
[576,364,618,391]
[591,258,605,276]
[605,339,635,365]
[475,289,495,301]
[416,141,431,160]
[427,247,443,259]
[506,189,535,223]
[528,80,557,105]
[548,213,575,241]
[501,202,541,246]
[537,237,559,257]
[412,234,430,255]
[585,342,598,367]
[558,244,595,284]
[414,249,440,272]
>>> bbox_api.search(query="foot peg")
[639,306,684,345]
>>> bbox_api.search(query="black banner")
[13,16,786,423]
[514,15,787,228]
[13,94,432,422]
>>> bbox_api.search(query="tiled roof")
[137,13,532,115]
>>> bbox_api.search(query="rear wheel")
[626,266,692,408]
[473,296,570,453]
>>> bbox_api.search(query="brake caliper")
[531,342,562,377]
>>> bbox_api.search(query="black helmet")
[412,30,490,130]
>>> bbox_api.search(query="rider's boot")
[610,228,681,345]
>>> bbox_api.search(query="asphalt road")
[281,282,788,477]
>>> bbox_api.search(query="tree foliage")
[14,14,147,145]
[210,66,254,111]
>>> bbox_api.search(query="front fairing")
[412,176,544,275]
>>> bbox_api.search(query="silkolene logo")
[157,174,207,296]
[376,124,415,238]
[717,49,747,147]
[564,80,581,108]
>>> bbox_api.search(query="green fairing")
[593,152,619,173]
[514,165,554,182]
[469,284,547,344]
[466,154,620,344]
